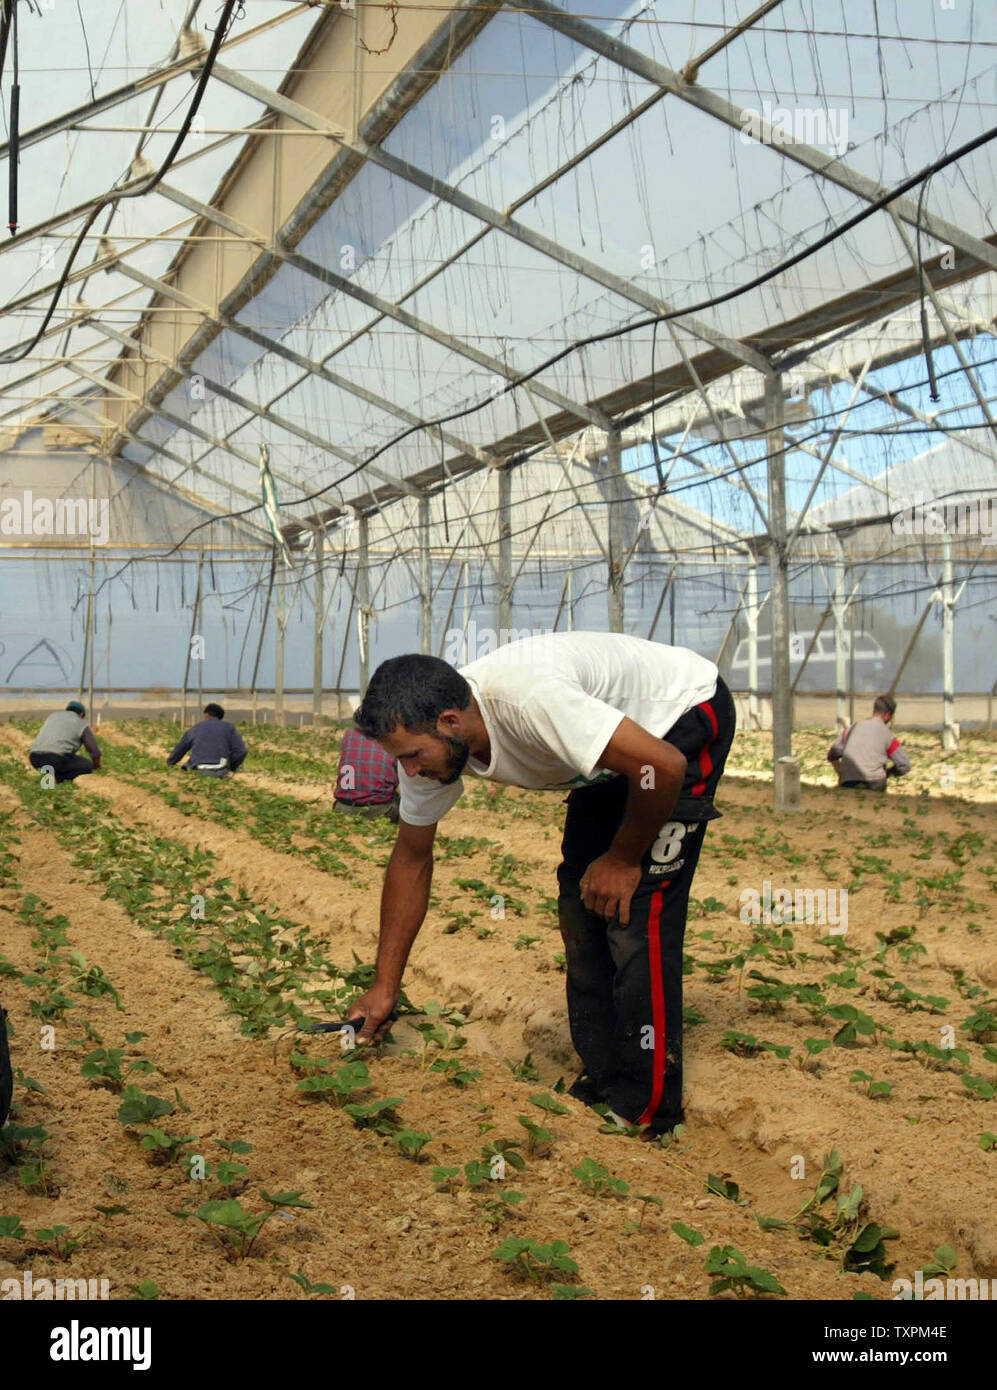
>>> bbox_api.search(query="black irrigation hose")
[0,0,241,364]
[74,113,997,599]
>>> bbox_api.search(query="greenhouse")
[0,0,995,1328]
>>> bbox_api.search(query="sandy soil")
[2,719,996,1300]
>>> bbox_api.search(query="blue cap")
[66,701,86,716]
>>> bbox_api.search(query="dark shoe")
[568,1073,603,1107]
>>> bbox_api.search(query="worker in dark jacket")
[28,701,102,782]
[167,703,247,778]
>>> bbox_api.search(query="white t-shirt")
[398,632,718,826]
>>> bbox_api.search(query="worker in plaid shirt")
[334,727,400,821]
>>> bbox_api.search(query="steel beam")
[213,63,771,376]
[524,0,997,275]
[152,180,609,431]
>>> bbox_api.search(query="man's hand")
[348,985,398,1044]
[580,852,643,926]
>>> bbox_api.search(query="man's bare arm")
[579,717,687,924]
[349,817,436,1041]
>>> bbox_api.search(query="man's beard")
[420,733,470,785]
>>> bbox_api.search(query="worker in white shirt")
[347,632,735,1136]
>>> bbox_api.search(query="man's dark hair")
[355,655,471,739]
[873,694,896,717]
[204,703,225,720]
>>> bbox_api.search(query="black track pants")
[557,679,736,1132]
[28,751,93,783]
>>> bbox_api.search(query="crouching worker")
[333,727,400,822]
[167,702,246,779]
[28,700,102,782]
[828,694,911,791]
[346,632,735,1137]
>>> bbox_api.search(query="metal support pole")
[942,535,958,750]
[358,513,371,694]
[83,453,96,716]
[606,428,625,633]
[418,492,432,655]
[275,575,286,728]
[196,549,204,716]
[312,527,324,721]
[496,466,513,636]
[848,567,856,725]
[182,549,204,730]
[832,551,848,729]
[765,375,792,763]
[746,552,760,730]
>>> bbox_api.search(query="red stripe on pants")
[691,698,720,797]
[638,884,668,1126]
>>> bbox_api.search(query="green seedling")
[707,1174,748,1206]
[550,1284,595,1300]
[849,1071,893,1099]
[117,1086,174,1127]
[572,1158,630,1198]
[32,1226,81,1260]
[632,1194,663,1230]
[979,1132,997,1152]
[343,1098,404,1135]
[480,1138,527,1177]
[431,1165,462,1193]
[505,1054,540,1082]
[297,1060,372,1105]
[0,1216,27,1239]
[919,1244,958,1277]
[528,1092,569,1116]
[68,952,123,1009]
[0,1122,49,1164]
[139,1129,197,1165]
[491,1236,578,1284]
[94,1205,131,1218]
[720,1030,790,1060]
[194,1190,313,1262]
[81,1048,126,1090]
[513,935,541,951]
[288,1271,339,1298]
[428,1058,481,1088]
[704,1244,786,1298]
[13,1071,45,1094]
[961,1073,996,1100]
[826,1004,884,1046]
[479,1190,525,1228]
[19,1160,60,1198]
[516,1115,553,1157]
[127,1280,160,1300]
[962,1005,997,1042]
[393,1129,432,1162]
[671,1221,706,1247]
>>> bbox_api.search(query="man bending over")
[347,631,735,1136]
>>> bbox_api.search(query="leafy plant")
[572,1158,630,1198]
[517,1114,553,1157]
[194,1191,314,1262]
[393,1129,432,1162]
[491,1236,578,1284]
[117,1086,174,1127]
[704,1244,786,1298]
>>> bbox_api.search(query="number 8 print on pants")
[557,678,736,1133]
